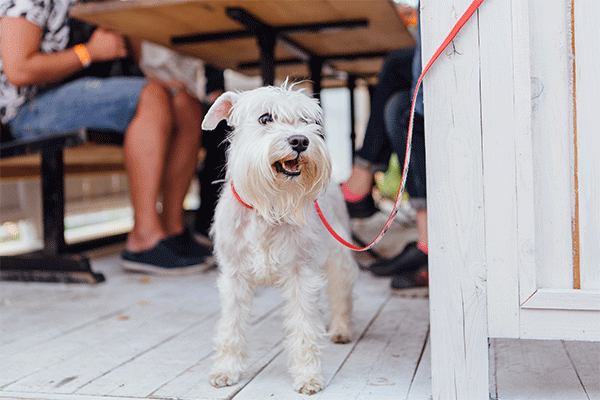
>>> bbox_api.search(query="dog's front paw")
[209,370,240,388]
[294,376,324,395]
[330,332,351,344]
[328,320,352,344]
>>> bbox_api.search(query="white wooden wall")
[423,0,600,398]
[421,0,489,398]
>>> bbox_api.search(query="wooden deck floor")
[1,215,598,400]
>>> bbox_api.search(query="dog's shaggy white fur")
[202,83,358,395]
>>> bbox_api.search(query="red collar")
[230,181,253,209]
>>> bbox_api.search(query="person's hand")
[85,27,128,62]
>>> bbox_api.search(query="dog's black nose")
[288,135,309,153]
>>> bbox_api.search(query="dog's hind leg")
[209,271,254,388]
[280,269,326,395]
[326,248,358,344]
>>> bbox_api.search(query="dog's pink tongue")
[284,160,298,171]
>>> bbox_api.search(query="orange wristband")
[73,44,92,68]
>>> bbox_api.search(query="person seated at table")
[0,0,211,274]
[341,3,428,291]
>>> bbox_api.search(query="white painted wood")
[421,0,489,398]
[233,275,394,400]
[315,297,430,400]
[0,394,141,400]
[94,292,285,399]
[562,340,600,399]
[520,308,600,341]
[494,339,591,400]
[406,334,432,400]
[2,250,598,400]
[528,0,574,290]
[521,288,600,311]
[574,0,600,291]
[480,0,521,339]
[0,263,219,360]
[510,0,537,316]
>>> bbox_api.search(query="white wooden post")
[421,0,489,399]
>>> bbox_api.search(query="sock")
[340,183,369,203]
[417,241,428,255]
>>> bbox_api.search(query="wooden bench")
[0,123,126,284]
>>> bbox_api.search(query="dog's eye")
[259,113,273,125]
[300,118,309,124]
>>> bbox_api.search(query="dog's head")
[203,83,332,225]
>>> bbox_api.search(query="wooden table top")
[70,0,416,85]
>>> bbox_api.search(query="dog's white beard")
[227,134,332,226]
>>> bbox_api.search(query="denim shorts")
[9,77,147,140]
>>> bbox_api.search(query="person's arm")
[1,16,128,88]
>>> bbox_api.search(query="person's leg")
[195,119,228,238]
[160,89,202,237]
[123,80,174,252]
[343,47,416,200]
[8,77,147,139]
[10,77,209,271]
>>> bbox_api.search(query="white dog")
[201,83,358,395]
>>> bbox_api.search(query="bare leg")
[124,81,173,252]
[161,90,202,236]
[342,165,373,198]
[416,209,428,245]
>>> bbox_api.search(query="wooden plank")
[76,288,285,398]
[70,0,415,80]
[0,257,214,358]
[573,0,600,291]
[0,259,222,388]
[231,272,391,400]
[528,0,574,289]
[3,300,216,393]
[152,272,390,399]
[520,308,600,341]
[421,0,489,398]
[562,340,600,400]
[479,0,521,339]
[316,298,430,400]
[406,333,431,400]
[494,339,590,400]
[521,288,600,311]
[4,283,282,396]
[0,145,125,180]
[150,293,286,400]
[0,393,146,400]
[512,0,538,313]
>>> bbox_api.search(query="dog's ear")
[202,92,239,131]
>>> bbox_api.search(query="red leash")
[315,0,485,251]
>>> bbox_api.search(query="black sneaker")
[121,239,210,275]
[163,227,212,257]
[391,267,428,297]
[369,241,427,276]
[345,192,379,219]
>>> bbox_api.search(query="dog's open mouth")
[273,158,302,177]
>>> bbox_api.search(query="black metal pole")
[309,56,324,101]
[348,75,357,156]
[41,147,67,254]
[257,33,276,86]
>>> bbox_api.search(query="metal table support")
[171,7,370,93]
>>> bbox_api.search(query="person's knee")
[137,81,174,127]
[173,90,203,120]
[171,90,203,145]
